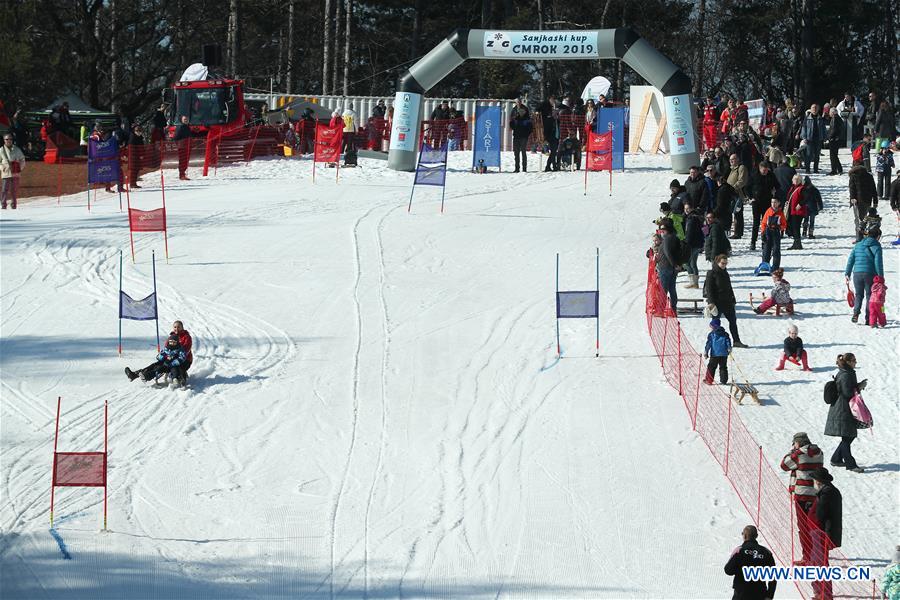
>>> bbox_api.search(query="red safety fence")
[644,260,879,600]
[421,117,469,151]
[44,131,81,164]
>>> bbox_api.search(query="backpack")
[851,143,864,164]
[823,378,838,405]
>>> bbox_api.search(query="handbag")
[848,392,873,429]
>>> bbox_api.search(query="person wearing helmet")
[874,140,894,201]
[125,334,188,386]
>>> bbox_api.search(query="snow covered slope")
[1,151,895,599]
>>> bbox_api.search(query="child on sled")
[776,323,811,371]
[125,334,188,385]
[753,268,794,315]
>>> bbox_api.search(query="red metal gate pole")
[50,396,61,526]
[103,400,108,530]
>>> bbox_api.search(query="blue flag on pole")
[595,107,626,170]
[88,138,118,160]
[119,291,158,320]
[472,105,501,169]
[414,142,448,186]
[88,160,121,183]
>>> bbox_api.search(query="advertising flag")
[586,131,613,171]
[472,105,501,169]
[128,207,166,232]
[88,160,122,183]
[88,137,119,160]
[314,124,343,163]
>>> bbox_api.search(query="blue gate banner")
[119,291,158,320]
[414,142,448,187]
[557,291,599,318]
[88,137,119,160]
[595,107,625,170]
[88,160,121,184]
[472,105,501,169]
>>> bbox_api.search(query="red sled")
[845,281,855,307]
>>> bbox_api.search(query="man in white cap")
[780,432,823,564]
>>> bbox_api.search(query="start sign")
[483,31,600,59]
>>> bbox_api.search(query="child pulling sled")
[776,323,811,371]
[704,318,732,384]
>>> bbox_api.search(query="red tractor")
[164,76,252,138]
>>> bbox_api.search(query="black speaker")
[202,44,222,67]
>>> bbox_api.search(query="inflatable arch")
[387,28,699,174]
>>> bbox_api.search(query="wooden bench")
[731,381,760,405]
[677,298,705,315]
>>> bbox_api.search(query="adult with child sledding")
[124,321,193,386]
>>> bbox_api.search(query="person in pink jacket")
[868,275,887,327]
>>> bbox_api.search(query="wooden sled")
[749,292,795,316]
[731,381,761,405]
[677,297,705,315]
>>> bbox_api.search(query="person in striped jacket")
[780,432,824,564]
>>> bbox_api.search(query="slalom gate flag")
[472,105,501,169]
[556,291,599,318]
[554,250,601,356]
[314,123,342,163]
[595,107,626,170]
[128,207,166,232]
[88,137,118,160]
[88,160,121,184]
[586,132,613,171]
[414,142,448,186]
[119,291,157,321]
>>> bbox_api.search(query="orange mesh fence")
[421,118,469,151]
[644,259,879,599]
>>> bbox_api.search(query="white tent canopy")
[43,93,104,114]
[580,76,612,102]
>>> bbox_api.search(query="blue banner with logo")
[88,137,118,160]
[594,107,625,170]
[88,160,121,183]
[414,142,448,187]
[472,105,501,169]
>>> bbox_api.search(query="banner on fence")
[50,397,108,531]
[555,249,600,357]
[408,141,448,213]
[746,99,765,131]
[118,250,160,353]
[472,105,501,170]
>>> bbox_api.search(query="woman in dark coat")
[703,254,747,347]
[824,353,864,473]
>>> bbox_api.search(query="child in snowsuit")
[776,323,811,370]
[754,268,794,314]
[868,275,887,327]
[704,317,732,384]
[125,334,188,385]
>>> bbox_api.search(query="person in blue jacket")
[125,334,188,385]
[844,227,884,323]
[704,317,732,384]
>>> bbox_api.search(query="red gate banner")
[314,124,343,163]
[129,207,166,232]
[586,131,613,171]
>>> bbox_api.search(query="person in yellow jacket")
[341,104,357,153]
[1,133,26,209]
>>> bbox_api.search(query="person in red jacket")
[171,320,193,373]
[781,432,824,564]
[786,174,808,249]
[702,96,719,151]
